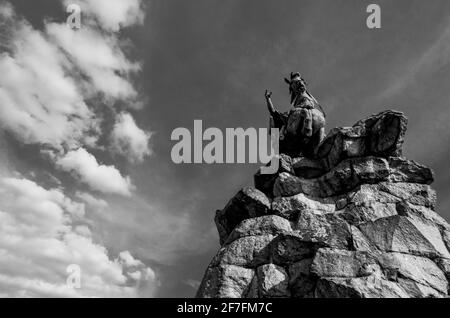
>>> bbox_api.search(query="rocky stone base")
[197,111,450,298]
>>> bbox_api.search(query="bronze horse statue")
[265,72,326,158]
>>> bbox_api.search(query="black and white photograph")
[0,0,450,308]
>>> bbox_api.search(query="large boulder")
[288,259,316,297]
[315,276,410,298]
[311,248,381,278]
[257,264,291,297]
[225,215,292,245]
[317,110,408,171]
[196,265,256,298]
[218,235,274,267]
[272,193,336,221]
[254,154,294,196]
[215,187,270,245]
[358,215,450,259]
[272,156,433,199]
[197,110,450,298]
[292,211,352,249]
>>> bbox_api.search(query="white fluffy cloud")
[0,1,156,297]
[56,148,134,196]
[0,1,146,150]
[0,176,156,297]
[76,192,109,211]
[111,113,152,163]
[119,251,156,282]
[47,24,141,100]
[0,0,146,193]
[0,10,97,149]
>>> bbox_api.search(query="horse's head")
[284,72,307,104]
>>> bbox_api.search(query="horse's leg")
[312,127,324,158]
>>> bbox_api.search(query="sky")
[0,0,450,297]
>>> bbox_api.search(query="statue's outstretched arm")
[265,90,276,116]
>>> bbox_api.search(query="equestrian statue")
[265,72,326,158]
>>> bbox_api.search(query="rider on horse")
[265,72,326,157]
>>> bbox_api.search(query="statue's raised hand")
[265,90,275,115]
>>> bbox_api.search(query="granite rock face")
[197,111,450,298]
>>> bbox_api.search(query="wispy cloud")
[0,0,156,297]
[56,148,135,196]
[378,20,450,100]
[0,175,156,297]
[111,112,153,163]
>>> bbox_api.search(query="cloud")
[0,176,156,297]
[76,192,109,211]
[0,8,97,150]
[46,24,141,100]
[94,193,217,266]
[375,18,450,102]
[111,112,152,163]
[56,148,134,196]
[119,251,143,267]
[63,0,145,32]
[119,251,156,281]
[184,279,201,290]
[0,1,145,150]
[0,1,13,19]
[0,0,158,297]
